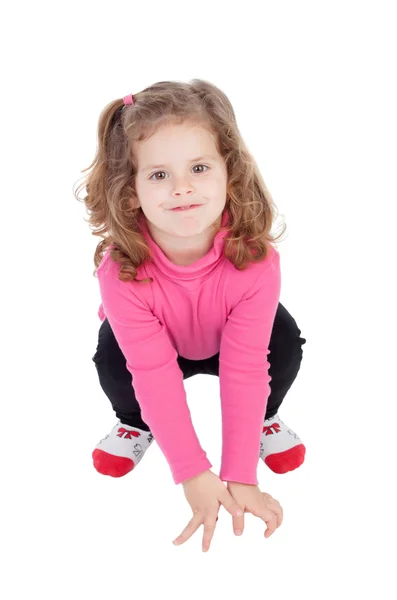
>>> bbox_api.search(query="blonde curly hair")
[74,79,286,284]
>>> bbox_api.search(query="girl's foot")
[92,421,154,477]
[260,414,306,473]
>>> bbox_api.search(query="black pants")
[92,303,307,432]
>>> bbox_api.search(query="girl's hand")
[226,481,283,538]
[173,470,244,552]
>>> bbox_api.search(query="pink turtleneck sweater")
[96,209,281,485]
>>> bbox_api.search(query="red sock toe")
[92,449,135,477]
[264,444,306,474]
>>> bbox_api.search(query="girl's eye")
[149,164,209,181]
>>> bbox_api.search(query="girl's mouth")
[170,204,202,212]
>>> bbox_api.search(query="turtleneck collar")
[138,208,230,282]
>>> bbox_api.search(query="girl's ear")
[129,192,141,210]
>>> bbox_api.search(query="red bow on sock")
[262,423,281,436]
[117,428,141,439]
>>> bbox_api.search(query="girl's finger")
[252,507,278,538]
[266,500,283,527]
[261,493,283,526]
[232,511,245,536]
[263,511,278,537]
[173,513,202,546]
[202,510,219,552]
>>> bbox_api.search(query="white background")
[1,0,396,598]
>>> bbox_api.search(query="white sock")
[92,421,154,477]
[260,414,306,474]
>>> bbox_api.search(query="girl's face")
[133,122,228,259]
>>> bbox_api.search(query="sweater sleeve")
[96,256,212,485]
[218,248,281,485]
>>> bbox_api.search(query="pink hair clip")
[123,94,135,105]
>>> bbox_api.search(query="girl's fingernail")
[235,530,242,535]
[237,510,243,516]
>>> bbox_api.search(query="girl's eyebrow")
[140,155,218,173]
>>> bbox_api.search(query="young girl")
[75,79,307,552]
